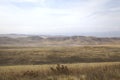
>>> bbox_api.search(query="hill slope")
[0,34,120,46]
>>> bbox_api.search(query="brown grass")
[0,62,120,80]
[0,46,120,65]
[0,46,120,80]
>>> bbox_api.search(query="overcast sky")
[0,0,120,36]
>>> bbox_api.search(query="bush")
[50,64,70,75]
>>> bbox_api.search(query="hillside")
[0,34,120,47]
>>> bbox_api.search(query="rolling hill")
[0,34,120,47]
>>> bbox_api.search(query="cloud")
[0,0,46,3]
[0,0,120,36]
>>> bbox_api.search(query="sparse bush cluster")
[22,70,39,77]
[50,64,70,75]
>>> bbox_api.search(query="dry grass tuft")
[50,64,70,75]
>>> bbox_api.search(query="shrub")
[50,64,70,75]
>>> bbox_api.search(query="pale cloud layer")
[0,0,120,36]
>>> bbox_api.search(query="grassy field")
[0,46,120,65]
[0,46,120,80]
[0,62,120,80]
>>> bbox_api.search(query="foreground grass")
[0,62,120,80]
[0,46,120,80]
[0,46,120,65]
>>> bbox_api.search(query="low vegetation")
[0,46,120,65]
[0,46,120,80]
[0,62,120,80]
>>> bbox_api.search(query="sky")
[0,0,120,36]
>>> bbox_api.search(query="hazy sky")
[0,0,120,36]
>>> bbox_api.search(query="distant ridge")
[0,34,120,47]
